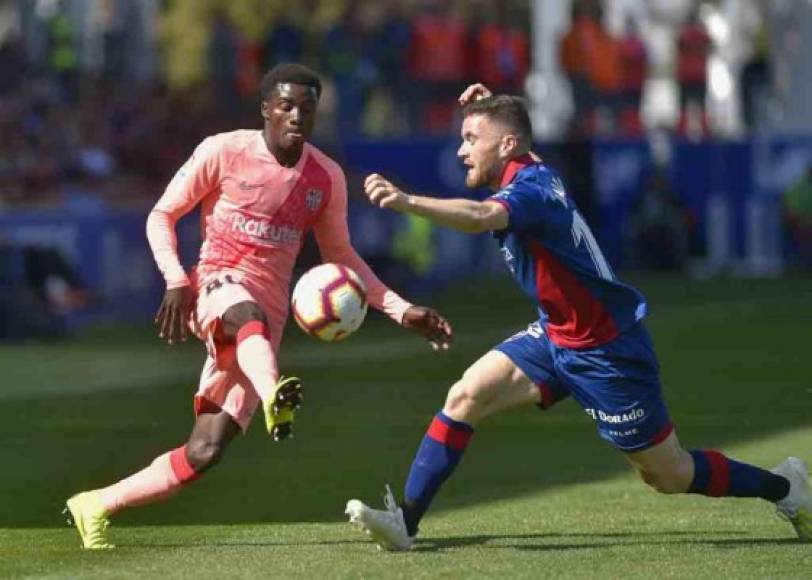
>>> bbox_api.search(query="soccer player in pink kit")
[64,64,452,550]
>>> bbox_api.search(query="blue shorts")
[495,321,673,452]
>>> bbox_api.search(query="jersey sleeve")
[487,172,559,232]
[313,166,413,324]
[146,136,223,288]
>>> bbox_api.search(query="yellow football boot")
[264,376,303,441]
[64,491,114,549]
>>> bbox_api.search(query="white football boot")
[772,457,812,542]
[345,485,415,551]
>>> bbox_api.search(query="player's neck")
[262,129,304,168]
[498,153,535,188]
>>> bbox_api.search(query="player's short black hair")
[260,63,322,101]
[463,95,532,151]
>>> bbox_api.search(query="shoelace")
[88,515,111,545]
[383,484,398,514]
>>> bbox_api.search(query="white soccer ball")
[291,263,368,341]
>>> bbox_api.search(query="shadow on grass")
[415,531,802,552]
[100,531,802,552]
[135,539,369,549]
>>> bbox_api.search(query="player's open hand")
[364,174,409,212]
[458,83,493,106]
[155,285,194,345]
[402,305,453,351]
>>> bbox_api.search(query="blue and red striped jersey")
[488,155,647,349]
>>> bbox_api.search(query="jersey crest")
[305,188,324,211]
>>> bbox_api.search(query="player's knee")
[224,301,267,328]
[185,439,226,473]
[222,301,267,340]
[445,375,489,419]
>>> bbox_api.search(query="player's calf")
[627,434,791,501]
[634,453,694,494]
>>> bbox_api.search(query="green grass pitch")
[1,275,811,578]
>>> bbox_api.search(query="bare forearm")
[403,195,494,233]
[364,173,508,233]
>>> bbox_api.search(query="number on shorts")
[205,274,236,296]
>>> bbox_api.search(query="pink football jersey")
[146,130,411,323]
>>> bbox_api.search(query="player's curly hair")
[260,63,322,101]
[463,95,532,152]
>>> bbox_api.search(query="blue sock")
[402,412,474,535]
[688,450,789,501]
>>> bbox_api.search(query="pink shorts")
[189,270,285,432]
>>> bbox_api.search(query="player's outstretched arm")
[364,174,508,234]
[401,305,453,351]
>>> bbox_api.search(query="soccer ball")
[291,263,368,341]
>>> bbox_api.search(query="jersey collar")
[500,154,535,188]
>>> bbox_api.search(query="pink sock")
[235,321,278,404]
[99,446,199,515]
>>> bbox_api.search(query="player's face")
[261,83,319,151]
[457,114,507,190]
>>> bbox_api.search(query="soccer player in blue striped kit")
[345,84,811,550]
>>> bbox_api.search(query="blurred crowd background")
[2,0,533,208]
[1,0,811,338]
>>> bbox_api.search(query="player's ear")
[260,100,271,121]
[499,134,519,159]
